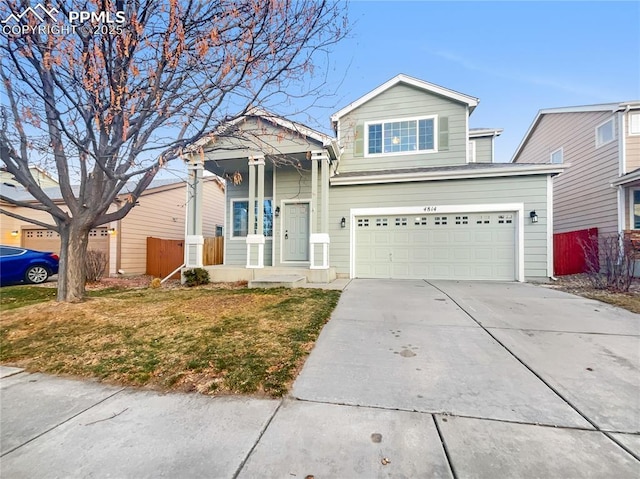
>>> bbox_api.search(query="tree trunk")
[56,223,90,302]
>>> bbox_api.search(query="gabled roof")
[330,74,479,124]
[511,101,640,163]
[186,107,333,153]
[0,177,221,204]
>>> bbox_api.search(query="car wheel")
[25,265,50,284]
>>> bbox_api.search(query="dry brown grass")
[0,286,340,397]
[544,274,640,314]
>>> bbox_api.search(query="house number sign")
[424,206,437,212]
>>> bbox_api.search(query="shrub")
[150,278,162,289]
[85,250,108,283]
[183,268,210,287]
[580,233,635,292]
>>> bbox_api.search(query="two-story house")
[183,74,563,283]
[511,102,640,274]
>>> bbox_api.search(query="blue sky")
[307,0,640,163]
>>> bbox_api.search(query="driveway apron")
[291,279,640,477]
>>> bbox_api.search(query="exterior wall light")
[107,228,117,235]
[10,230,19,236]
[274,206,280,217]
[340,217,346,228]
[529,211,538,223]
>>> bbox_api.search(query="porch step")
[248,275,307,289]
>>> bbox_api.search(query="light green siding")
[337,83,468,172]
[226,172,274,266]
[273,166,326,265]
[474,136,493,163]
[328,175,551,280]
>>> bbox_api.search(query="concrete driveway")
[1,279,639,478]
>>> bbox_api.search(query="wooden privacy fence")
[147,237,184,279]
[553,228,598,276]
[203,236,224,266]
[147,236,224,280]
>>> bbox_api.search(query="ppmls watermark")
[1,3,125,36]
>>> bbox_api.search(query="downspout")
[116,218,122,274]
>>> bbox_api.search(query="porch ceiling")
[204,153,312,177]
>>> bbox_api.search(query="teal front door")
[283,203,309,261]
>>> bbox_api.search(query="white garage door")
[23,228,109,256]
[355,212,516,280]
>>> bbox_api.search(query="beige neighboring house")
[0,165,59,189]
[1,177,225,276]
[512,101,640,273]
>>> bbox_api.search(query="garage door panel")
[453,249,471,261]
[453,231,473,242]
[24,228,109,256]
[355,211,516,281]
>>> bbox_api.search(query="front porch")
[181,110,341,283]
[202,264,337,284]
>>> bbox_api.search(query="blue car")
[0,246,60,285]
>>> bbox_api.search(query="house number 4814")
[424,206,437,212]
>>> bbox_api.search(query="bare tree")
[580,232,635,292]
[0,0,348,301]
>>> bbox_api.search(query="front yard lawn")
[0,285,340,397]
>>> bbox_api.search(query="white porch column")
[246,156,265,268]
[310,150,331,270]
[185,155,204,267]
[311,153,318,234]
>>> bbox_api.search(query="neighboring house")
[511,102,640,273]
[1,177,225,277]
[182,74,563,283]
[1,165,59,188]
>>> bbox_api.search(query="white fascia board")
[511,111,543,163]
[330,164,566,186]
[184,110,333,153]
[469,128,503,138]
[331,74,479,122]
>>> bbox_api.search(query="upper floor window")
[366,116,436,155]
[595,118,615,148]
[629,112,640,136]
[550,147,563,164]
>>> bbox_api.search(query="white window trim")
[278,199,312,265]
[230,197,274,240]
[364,115,438,157]
[629,112,640,136]
[468,140,476,163]
[595,117,616,148]
[630,188,640,230]
[550,147,563,164]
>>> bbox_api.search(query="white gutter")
[611,168,640,186]
[331,164,566,186]
[619,105,630,176]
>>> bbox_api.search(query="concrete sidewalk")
[1,280,639,478]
